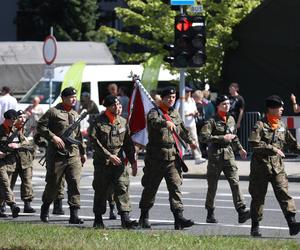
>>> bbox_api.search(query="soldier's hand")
[81,154,87,165]
[109,155,122,166]
[275,148,285,157]
[166,121,176,131]
[0,151,6,159]
[52,135,65,149]
[131,161,138,177]
[239,149,247,160]
[189,141,198,150]
[8,143,20,149]
[224,134,236,142]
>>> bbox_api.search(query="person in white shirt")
[0,86,18,124]
[175,86,206,164]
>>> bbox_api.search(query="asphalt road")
[3,168,300,241]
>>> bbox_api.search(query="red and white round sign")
[43,35,57,65]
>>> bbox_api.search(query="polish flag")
[128,83,154,147]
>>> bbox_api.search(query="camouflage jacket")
[146,107,193,161]
[249,117,300,173]
[37,103,85,157]
[89,113,135,166]
[199,114,243,160]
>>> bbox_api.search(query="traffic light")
[173,15,206,68]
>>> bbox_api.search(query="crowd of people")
[0,83,300,238]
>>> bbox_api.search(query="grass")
[0,222,299,250]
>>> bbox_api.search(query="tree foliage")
[99,0,261,86]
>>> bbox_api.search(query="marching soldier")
[0,109,21,218]
[248,95,300,237]
[138,87,197,230]
[199,95,250,224]
[38,87,87,224]
[89,95,137,229]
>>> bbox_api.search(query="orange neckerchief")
[105,109,116,124]
[266,114,280,130]
[159,102,169,114]
[217,110,227,122]
[2,120,11,134]
[62,103,72,112]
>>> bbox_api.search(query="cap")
[216,95,230,106]
[265,95,284,108]
[185,86,193,92]
[3,109,18,120]
[161,87,176,98]
[61,87,77,97]
[103,95,119,107]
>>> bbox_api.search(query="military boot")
[120,211,138,229]
[69,207,84,224]
[10,203,20,218]
[40,202,50,223]
[206,208,218,223]
[52,198,64,215]
[0,202,6,213]
[250,220,262,237]
[24,201,36,213]
[285,213,300,236]
[93,214,105,229]
[0,210,7,218]
[173,210,194,230]
[109,203,117,220]
[138,209,151,229]
[238,207,250,223]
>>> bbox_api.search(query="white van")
[18,64,179,113]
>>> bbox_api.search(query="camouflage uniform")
[37,103,85,221]
[89,113,135,215]
[248,117,300,221]
[200,114,248,220]
[139,107,193,213]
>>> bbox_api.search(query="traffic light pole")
[179,68,186,154]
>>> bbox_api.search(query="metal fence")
[239,111,261,153]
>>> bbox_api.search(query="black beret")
[4,109,18,120]
[103,95,119,107]
[161,87,176,98]
[61,87,77,97]
[265,95,284,108]
[17,110,25,116]
[216,95,230,106]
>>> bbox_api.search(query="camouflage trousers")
[0,166,16,206]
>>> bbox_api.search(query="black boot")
[173,210,194,230]
[250,220,262,237]
[109,204,117,220]
[10,203,20,218]
[93,214,105,229]
[24,201,36,213]
[69,207,84,224]
[285,213,300,236]
[40,202,50,223]
[238,207,250,223]
[52,199,64,215]
[0,202,6,213]
[120,211,138,229]
[0,210,7,218]
[138,209,151,229]
[206,208,218,223]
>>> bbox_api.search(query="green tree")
[17,0,100,41]
[99,0,261,86]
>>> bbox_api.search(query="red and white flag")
[128,83,154,146]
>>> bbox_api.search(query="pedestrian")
[0,86,18,124]
[138,87,197,230]
[290,93,300,113]
[248,95,300,237]
[199,95,250,224]
[0,109,21,218]
[9,110,36,213]
[89,95,138,229]
[228,82,245,130]
[38,87,87,224]
[24,96,44,137]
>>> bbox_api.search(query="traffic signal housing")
[173,15,206,68]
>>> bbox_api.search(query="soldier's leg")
[53,175,65,215]
[248,169,269,237]
[93,165,112,228]
[10,167,19,191]
[64,156,83,224]
[18,167,35,213]
[271,171,300,235]
[107,184,116,219]
[205,160,222,223]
